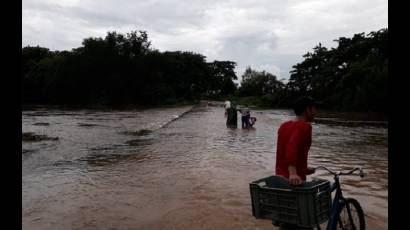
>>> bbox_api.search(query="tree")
[22,30,239,105]
[207,61,238,96]
[239,67,284,96]
[286,28,388,112]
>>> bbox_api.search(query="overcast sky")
[22,0,388,81]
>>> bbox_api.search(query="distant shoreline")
[22,101,387,122]
[200,100,388,122]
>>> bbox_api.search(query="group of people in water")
[224,100,256,128]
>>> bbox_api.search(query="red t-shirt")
[275,120,312,181]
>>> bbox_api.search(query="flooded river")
[22,105,388,230]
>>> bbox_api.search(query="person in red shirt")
[275,96,318,185]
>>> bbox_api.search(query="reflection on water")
[22,106,387,230]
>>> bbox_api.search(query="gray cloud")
[22,0,388,81]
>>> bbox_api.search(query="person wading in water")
[225,101,238,128]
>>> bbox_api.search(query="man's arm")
[288,165,302,185]
[286,127,309,185]
[286,129,303,172]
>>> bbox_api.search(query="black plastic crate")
[250,175,331,228]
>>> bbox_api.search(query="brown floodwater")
[22,105,387,230]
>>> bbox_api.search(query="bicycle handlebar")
[314,166,365,178]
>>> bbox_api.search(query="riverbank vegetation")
[22,28,387,114]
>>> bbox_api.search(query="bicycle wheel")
[335,198,365,230]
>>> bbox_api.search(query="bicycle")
[312,165,366,230]
[250,166,366,230]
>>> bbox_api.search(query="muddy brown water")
[22,106,387,229]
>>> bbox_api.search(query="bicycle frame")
[327,175,342,230]
[326,175,355,230]
[312,165,364,230]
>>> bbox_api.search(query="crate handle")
[316,190,329,197]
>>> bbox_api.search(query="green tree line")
[22,31,237,105]
[23,28,387,113]
[237,28,387,113]
[286,28,388,112]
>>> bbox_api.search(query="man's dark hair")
[293,96,317,115]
